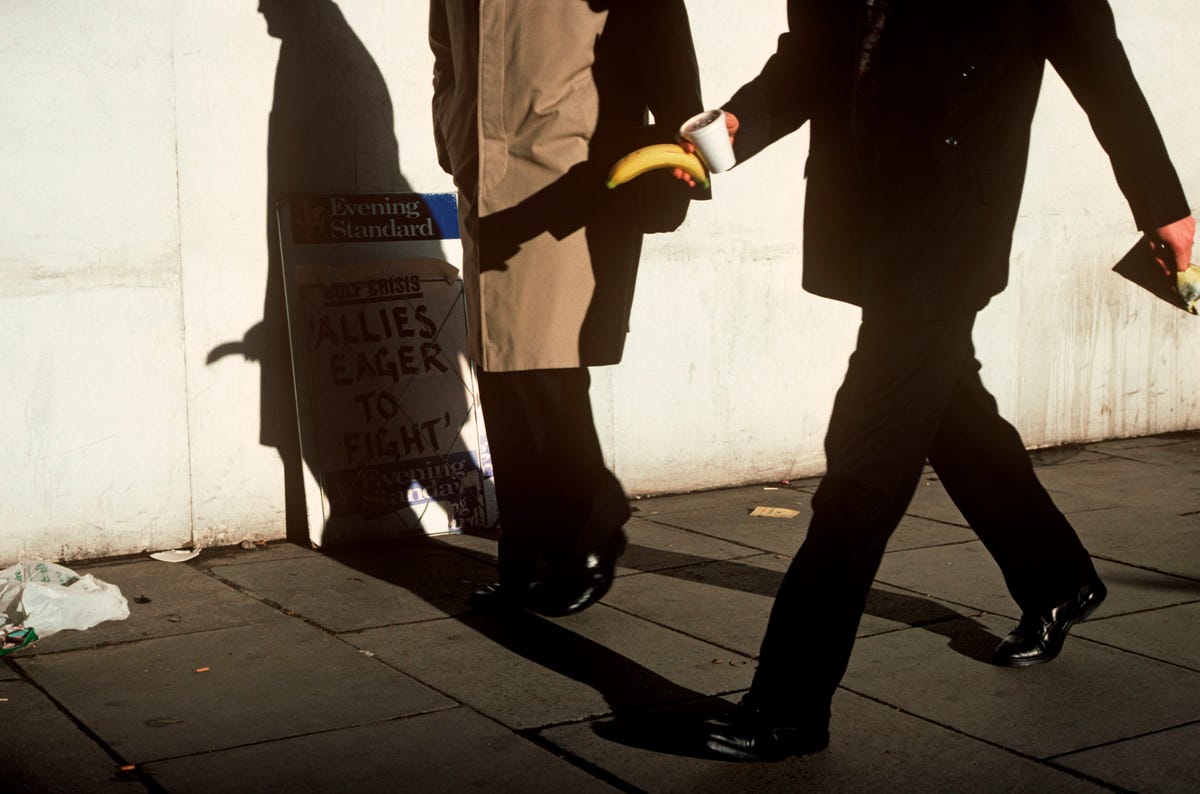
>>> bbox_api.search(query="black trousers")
[476,367,631,586]
[748,313,1097,725]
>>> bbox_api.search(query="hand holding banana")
[606,109,740,190]
[606,143,710,189]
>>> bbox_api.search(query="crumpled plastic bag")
[0,561,130,639]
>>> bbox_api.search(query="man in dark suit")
[693,0,1195,761]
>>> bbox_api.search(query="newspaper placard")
[278,193,494,547]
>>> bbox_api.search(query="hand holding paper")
[1113,233,1200,315]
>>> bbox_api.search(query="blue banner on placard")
[285,192,460,244]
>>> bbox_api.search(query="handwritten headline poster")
[278,194,494,547]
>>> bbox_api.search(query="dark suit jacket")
[724,0,1190,320]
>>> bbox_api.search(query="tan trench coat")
[430,0,704,371]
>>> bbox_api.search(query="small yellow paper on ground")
[750,506,800,519]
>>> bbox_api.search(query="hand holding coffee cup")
[679,109,738,173]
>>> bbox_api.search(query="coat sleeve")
[722,0,814,163]
[626,0,705,134]
[1044,0,1190,230]
[428,0,454,176]
[616,0,709,228]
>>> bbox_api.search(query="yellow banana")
[606,143,709,189]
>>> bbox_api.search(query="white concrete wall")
[1,1,1196,564]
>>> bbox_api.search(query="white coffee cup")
[679,109,736,173]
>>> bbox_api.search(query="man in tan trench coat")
[430,1,705,614]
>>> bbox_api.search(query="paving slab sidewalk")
[2,432,1198,792]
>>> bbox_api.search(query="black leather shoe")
[526,532,626,618]
[992,575,1107,667]
[703,705,829,762]
[465,582,530,613]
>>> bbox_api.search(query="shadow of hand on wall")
[206,322,268,364]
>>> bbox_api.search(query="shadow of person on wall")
[207,0,449,545]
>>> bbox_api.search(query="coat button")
[944,136,959,147]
